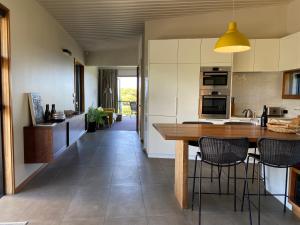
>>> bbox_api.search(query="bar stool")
[182,121,215,210]
[224,121,266,195]
[196,137,252,225]
[241,138,300,225]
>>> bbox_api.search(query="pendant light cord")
[232,0,236,21]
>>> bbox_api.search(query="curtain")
[98,69,118,110]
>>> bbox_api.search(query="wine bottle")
[260,105,268,127]
[50,104,56,118]
[44,104,51,122]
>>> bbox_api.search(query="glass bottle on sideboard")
[44,104,51,122]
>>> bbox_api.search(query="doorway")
[0,4,14,196]
[107,67,138,131]
[74,60,85,113]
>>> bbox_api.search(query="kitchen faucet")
[242,108,254,118]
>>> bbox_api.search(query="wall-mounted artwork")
[28,93,44,125]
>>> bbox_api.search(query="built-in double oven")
[199,67,231,119]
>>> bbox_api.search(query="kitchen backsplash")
[232,72,300,118]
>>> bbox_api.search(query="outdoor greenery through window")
[118,77,137,116]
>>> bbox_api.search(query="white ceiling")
[37,0,290,51]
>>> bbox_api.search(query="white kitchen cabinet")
[178,39,201,63]
[201,38,233,67]
[148,115,176,157]
[148,63,178,116]
[234,39,279,72]
[149,39,178,64]
[279,32,300,71]
[254,39,279,71]
[177,64,200,123]
[233,40,256,72]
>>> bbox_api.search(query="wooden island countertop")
[153,123,300,211]
[153,123,300,142]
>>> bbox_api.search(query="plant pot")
[97,124,105,130]
[87,122,96,132]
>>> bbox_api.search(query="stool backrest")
[258,138,300,167]
[199,137,249,165]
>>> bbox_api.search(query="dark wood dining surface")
[153,123,300,142]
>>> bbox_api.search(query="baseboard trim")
[15,164,47,193]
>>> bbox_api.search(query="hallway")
[0,131,299,225]
[109,116,137,131]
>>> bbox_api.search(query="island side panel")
[175,140,189,209]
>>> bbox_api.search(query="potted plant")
[95,107,107,129]
[87,106,97,132]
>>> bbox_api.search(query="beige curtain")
[98,69,118,110]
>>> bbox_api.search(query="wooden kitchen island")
[153,123,300,212]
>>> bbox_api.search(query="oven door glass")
[203,74,228,86]
[202,96,227,114]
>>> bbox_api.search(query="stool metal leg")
[210,164,213,182]
[284,167,288,213]
[234,164,237,212]
[241,155,250,212]
[218,165,222,194]
[192,153,198,210]
[227,167,230,194]
[244,162,253,225]
[263,165,266,196]
[258,163,261,225]
[199,161,203,225]
[252,148,257,184]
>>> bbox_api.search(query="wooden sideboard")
[24,114,86,163]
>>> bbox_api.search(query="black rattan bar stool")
[241,138,300,225]
[224,122,266,191]
[197,137,252,225]
[182,121,215,210]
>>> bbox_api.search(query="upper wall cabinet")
[234,39,279,72]
[254,39,279,72]
[279,32,300,71]
[201,38,232,67]
[233,40,256,72]
[149,40,178,64]
[178,39,201,63]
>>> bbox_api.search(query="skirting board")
[0,222,28,225]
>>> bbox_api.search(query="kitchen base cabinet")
[289,166,300,218]
[147,115,176,158]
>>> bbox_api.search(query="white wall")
[118,67,137,77]
[0,0,95,187]
[84,66,99,109]
[86,47,139,67]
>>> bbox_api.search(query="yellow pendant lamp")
[214,0,250,53]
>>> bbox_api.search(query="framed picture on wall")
[28,93,44,125]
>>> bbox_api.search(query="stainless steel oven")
[200,67,231,90]
[199,90,230,119]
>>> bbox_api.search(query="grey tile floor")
[0,131,299,225]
